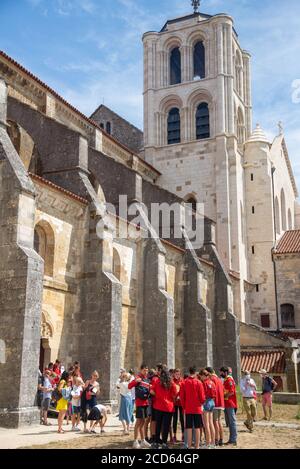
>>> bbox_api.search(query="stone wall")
[33,179,88,368]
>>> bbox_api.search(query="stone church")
[0,4,300,428]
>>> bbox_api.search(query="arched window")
[237,109,245,145]
[288,209,293,230]
[186,197,197,213]
[170,47,181,85]
[275,197,281,235]
[113,248,121,281]
[281,304,295,329]
[196,103,210,140]
[185,196,197,232]
[281,189,287,231]
[34,222,55,277]
[168,108,181,145]
[106,122,111,135]
[193,41,205,80]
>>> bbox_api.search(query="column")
[78,171,122,407]
[216,24,226,135]
[143,239,175,368]
[182,251,213,370]
[0,79,44,428]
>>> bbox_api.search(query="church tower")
[143,4,252,322]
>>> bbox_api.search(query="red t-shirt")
[128,375,150,407]
[173,377,184,407]
[180,376,205,415]
[152,380,178,413]
[150,375,160,407]
[223,376,238,409]
[211,375,225,409]
[203,378,217,400]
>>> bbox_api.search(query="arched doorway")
[39,315,53,372]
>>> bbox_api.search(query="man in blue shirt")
[259,369,277,421]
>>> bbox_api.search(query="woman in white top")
[118,372,133,434]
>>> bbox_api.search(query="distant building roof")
[274,230,300,255]
[160,12,212,32]
[271,135,299,198]
[90,104,144,154]
[279,331,300,341]
[241,350,286,374]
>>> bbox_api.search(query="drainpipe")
[271,165,280,332]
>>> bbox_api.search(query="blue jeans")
[225,408,237,443]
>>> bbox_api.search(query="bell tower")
[142,3,253,322]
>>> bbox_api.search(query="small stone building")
[273,230,300,330]
[241,323,299,393]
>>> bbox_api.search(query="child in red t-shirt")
[150,368,178,450]
[128,364,151,449]
[180,367,206,450]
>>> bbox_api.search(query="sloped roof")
[274,230,300,255]
[271,134,299,198]
[241,350,286,374]
[160,13,213,32]
[279,331,300,341]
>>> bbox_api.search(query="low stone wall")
[273,393,300,405]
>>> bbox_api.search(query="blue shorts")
[203,398,215,413]
[72,406,81,415]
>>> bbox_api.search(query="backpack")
[263,376,275,393]
[135,381,150,401]
[61,387,72,401]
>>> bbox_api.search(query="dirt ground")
[25,403,300,450]
[238,402,300,422]
[25,426,300,450]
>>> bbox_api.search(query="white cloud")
[26,0,97,15]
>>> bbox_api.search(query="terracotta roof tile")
[275,230,300,255]
[241,350,286,374]
[279,331,300,340]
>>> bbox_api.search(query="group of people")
[117,364,278,450]
[123,364,237,450]
[38,359,278,449]
[38,360,109,434]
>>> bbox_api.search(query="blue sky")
[1,0,300,189]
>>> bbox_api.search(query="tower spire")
[191,0,200,14]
